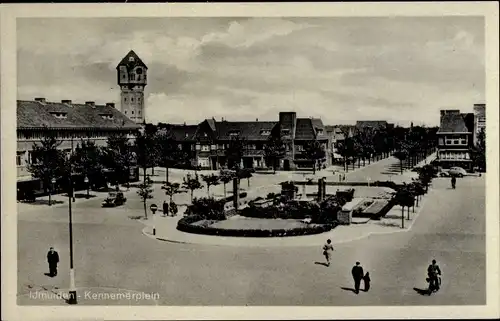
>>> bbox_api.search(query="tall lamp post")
[84,176,89,199]
[49,178,56,206]
[67,136,77,304]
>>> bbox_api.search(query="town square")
[3,10,497,316]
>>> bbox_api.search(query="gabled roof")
[116,50,148,70]
[159,124,198,141]
[295,118,318,140]
[438,113,471,133]
[17,100,140,130]
[215,121,278,141]
[356,120,388,130]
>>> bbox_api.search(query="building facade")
[436,109,474,171]
[473,103,486,146]
[164,112,329,170]
[116,50,147,124]
[17,98,141,190]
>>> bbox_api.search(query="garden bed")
[177,215,335,237]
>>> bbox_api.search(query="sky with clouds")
[17,17,485,126]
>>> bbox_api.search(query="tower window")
[136,68,142,74]
[139,111,141,115]
[132,111,134,114]
[131,98,134,102]
[124,111,127,114]
[138,98,141,102]
[124,98,127,102]
[129,57,135,62]
[130,74,135,80]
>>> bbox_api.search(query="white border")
[1,2,499,320]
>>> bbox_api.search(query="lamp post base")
[67,290,78,304]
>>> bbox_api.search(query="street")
[17,156,485,305]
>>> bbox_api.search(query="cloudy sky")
[17,17,485,126]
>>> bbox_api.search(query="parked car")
[448,167,467,177]
[102,191,127,207]
[439,170,450,177]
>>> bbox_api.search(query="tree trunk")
[143,167,147,184]
[207,186,210,197]
[223,183,227,198]
[190,190,194,202]
[247,178,250,188]
[143,200,148,219]
[401,206,405,228]
[152,167,155,175]
[400,160,403,174]
[363,158,366,166]
[165,167,169,184]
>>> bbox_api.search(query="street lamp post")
[49,178,56,206]
[150,204,158,236]
[84,176,89,199]
[67,136,77,304]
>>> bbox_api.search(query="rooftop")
[17,99,140,130]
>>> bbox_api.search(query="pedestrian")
[162,200,168,216]
[363,272,371,292]
[322,239,334,266]
[351,261,364,294]
[47,247,59,277]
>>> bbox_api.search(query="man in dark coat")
[162,201,169,216]
[47,247,59,277]
[351,261,364,294]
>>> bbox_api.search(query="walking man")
[47,247,59,277]
[322,239,334,267]
[351,262,364,294]
[162,200,169,217]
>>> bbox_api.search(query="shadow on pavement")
[72,193,97,199]
[413,287,431,296]
[340,287,357,293]
[314,261,329,267]
[20,200,64,206]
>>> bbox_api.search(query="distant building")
[436,109,474,170]
[355,120,389,131]
[17,98,140,190]
[325,125,346,163]
[116,50,148,124]
[163,112,329,170]
[473,103,486,146]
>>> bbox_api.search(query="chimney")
[106,102,115,108]
[256,118,259,122]
[61,100,72,104]
[183,122,186,126]
[85,101,96,108]
[222,117,224,122]
[34,97,46,103]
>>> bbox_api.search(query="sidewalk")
[142,211,409,248]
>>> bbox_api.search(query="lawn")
[208,216,313,230]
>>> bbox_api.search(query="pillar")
[233,177,239,210]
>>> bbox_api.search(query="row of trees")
[335,125,438,174]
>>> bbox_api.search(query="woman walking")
[322,239,334,267]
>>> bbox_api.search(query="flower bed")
[177,215,336,237]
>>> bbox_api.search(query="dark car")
[102,191,127,207]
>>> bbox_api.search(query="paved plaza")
[17,155,486,306]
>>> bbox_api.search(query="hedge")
[177,216,337,237]
[222,192,248,204]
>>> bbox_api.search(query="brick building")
[436,109,475,170]
[16,98,141,192]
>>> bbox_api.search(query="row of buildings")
[16,50,486,192]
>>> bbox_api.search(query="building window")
[201,145,210,152]
[138,98,141,102]
[211,145,216,150]
[16,151,24,166]
[218,144,225,150]
[124,98,127,102]
[136,68,142,74]
[124,111,127,114]
[130,74,136,81]
[185,133,189,138]
[229,131,240,136]
[131,111,134,115]
[178,144,182,150]
[129,57,135,62]
[260,130,271,136]
[197,157,209,168]
[196,144,201,151]
[131,98,134,102]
